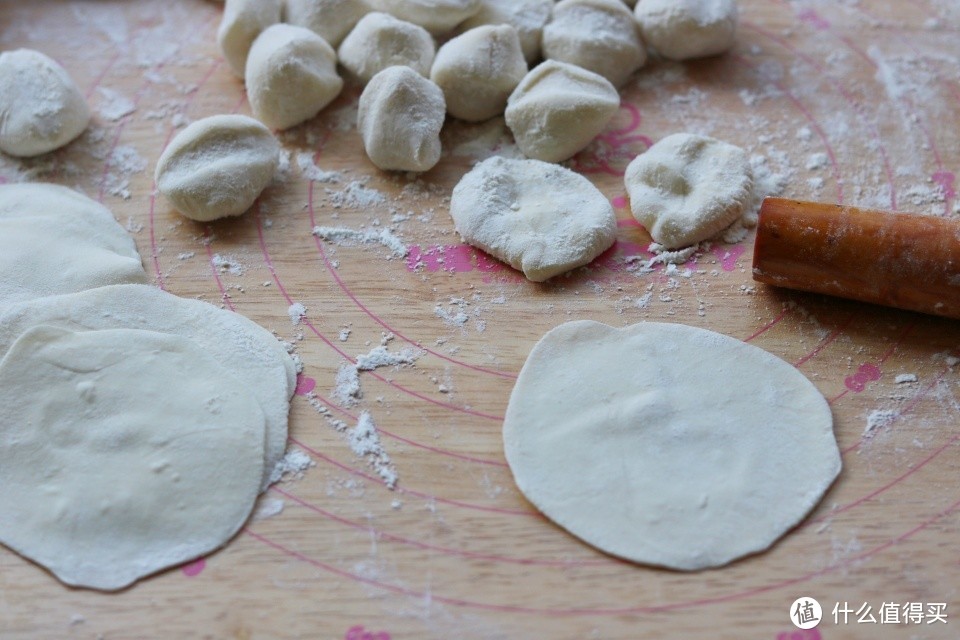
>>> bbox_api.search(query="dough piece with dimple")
[216,0,282,77]
[635,0,738,61]
[0,183,148,306]
[503,320,841,571]
[625,132,752,248]
[368,0,481,35]
[155,114,279,221]
[283,0,370,47]
[0,49,90,157]
[430,25,527,122]
[543,0,646,87]
[246,24,344,130]
[0,284,295,493]
[358,66,445,172]
[458,0,553,64]
[505,60,619,163]
[338,12,436,84]
[449,156,616,281]
[0,325,266,591]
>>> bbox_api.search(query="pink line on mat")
[794,314,855,367]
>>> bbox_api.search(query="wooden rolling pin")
[752,198,960,320]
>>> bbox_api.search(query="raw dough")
[154,114,279,221]
[245,24,344,130]
[449,156,617,281]
[357,66,446,172]
[458,0,553,64]
[0,325,265,590]
[283,0,370,47]
[0,284,295,492]
[635,0,738,61]
[338,12,436,84]
[503,320,841,570]
[216,0,282,77]
[505,60,619,163]
[0,183,148,306]
[625,132,752,248]
[430,24,528,122]
[0,49,90,157]
[367,0,481,35]
[543,0,647,87]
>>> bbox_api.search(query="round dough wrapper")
[368,0,482,35]
[503,320,841,571]
[458,0,553,65]
[0,326,266,591]
[450,156,617,281]
[625,132,752,249]
[216,0,283,77]
[635,0,738,61]
[338,12,436,85]
[283,0,370,47]
[154,114,279,222]
[0,284,295,492]
[0,49,90,157]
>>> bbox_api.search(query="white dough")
[245,24,344,131]
[216,0,283,77]
[338,12,436,84]
[635,0,738,61]
[430,25,528,122]
[283,0,370,47]
[543,0,647,87]
[449,156,617,281]
[458,0,553,64]
[0,49,90,157]
[367,0,481,35]
[0,284,296,493]
[0,326,266,590]
[154,114,279,221]
[625,132,752,248]
[505,60,619,163]
[357,66,446,172]
[503,320,841,570]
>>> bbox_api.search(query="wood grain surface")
[2,1,960,638]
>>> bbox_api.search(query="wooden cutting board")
[1,1,959,638]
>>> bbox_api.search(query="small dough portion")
[367,0,481,35]
[283,0,370,47]
[430,25,528,122]
[358,66,446,172]
[338,12,436,84]
[155,114,279,221]
[458,0,553,64]
[625,132,752,248]
[0,49,90,157]
[216,0,283,77]
[0,326,266,591]
[635,0,738,61]
[503,320,841,571]
[505,60,619,163]
[449,156,617,281]
[246,24,344,130]
[543,0,646,87]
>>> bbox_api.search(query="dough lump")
[449,156,617,281]
[430,25,528,122]
[543,0,647,87]
[0,49,90,157]
[338,12,436,84]
[154,114,279,221]
[246,24,344,131]
[635,0,738,61]
[503,320,841,570]
[458,0,553,64]
[358,66,445,172]
[505,60,619,163]
[283,0,370,47]
[367,0,481,35]
[216,0,282,77]
[625,132,752,248]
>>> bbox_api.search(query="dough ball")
[154,114,279,221]
[543,0,646,87]
[358,66,446,172]
[625,132,752,248]
[367,0,481,35]
[338,12,436,85]
[430,24,528,122]
[503,320,841,571]
[216,0,282,77]
[458,0,553,64]
[0,49,90,158]
[0,326,266,590]
[450,156,617,281]
[283,0,370,47]
[0,183,148,306]
[505,60,619,163]
[635,0,738,61]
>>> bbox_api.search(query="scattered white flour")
[356,345,422,371]
[333,362,362,406]
[895,373,918,384]
[327,180,386,208]
[252,497,285,521]
[312,226,408,258]
[288,302,307,326]
[435,298,470,327]
[211,254,244,276]
[268,447,315,484]
[338,328,351,342]
[864,410,898,438]
[102,144,147,200]
[296,152,342,183]
[805,152,828,171]
[96,87,136,121]
[348,411,397,489]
